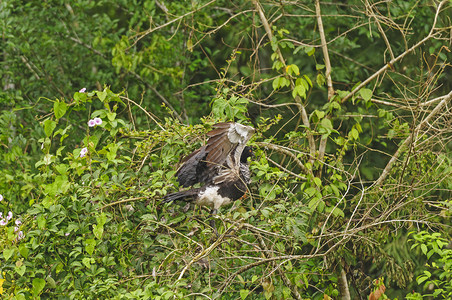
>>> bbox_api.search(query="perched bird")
[164,122,255,216]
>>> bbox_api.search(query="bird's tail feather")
[163,188,200,203]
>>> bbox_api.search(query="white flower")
[79,88,86,93]
[15,219,22,225]
[6,211,13,221]
[17,231,24,240]
[80,147,88,158]
[14,226,19,232]
[88,119,96,127]
[93,117,102,125]
[0,219,7,226]
[0,194,3,201]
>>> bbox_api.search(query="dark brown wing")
[175,146,208,187]
[205,122,254,168]
[174,122,255,187]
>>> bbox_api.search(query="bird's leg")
[209,208,219,236]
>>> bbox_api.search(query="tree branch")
[131,0,217,47]
[252,0,317,164]
[373,90,452,187]
[315,0,335,176]
[341,0,448,104]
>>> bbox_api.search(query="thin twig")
[315,0,335,175]
[252,0,317,164]
[120,95,165,130]
[256,142,312,177]
[340,0,448,103]
[373,90,452,187]
[131,0,217,47]
[101,196,148,209]
[178,222,242,280]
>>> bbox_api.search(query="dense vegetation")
[1,0,451,299]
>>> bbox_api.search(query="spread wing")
[175,122,255,187]
[175,146,208,187]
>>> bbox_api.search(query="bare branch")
[315,0,335,174]
[131,0,217,47]
[252,0,317,164]
[341,0,449,103]
[373,90,452,187]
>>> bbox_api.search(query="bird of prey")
[164,122,255,216]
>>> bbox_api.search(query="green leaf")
[293,45,303,54]
[19,244,29,259]
[304,46,315,56]
[54,101,67,119]
[97,90,107,101]
[32,278,46,296]
[74,91,87,104]
[426,249,435,259]
[93,214,107,239]
[349,128,359,140]
[186,38,193,52]
[308,197,321,210]
[313,177,322,187]
[93,224,104,240]
[15,294,25,300]
[84,238,96,255]
[316,73,326,86]
[240,289,250,300]
[37,214,46,229]
[289,64,299,75]
[264,291,273,300]
[281,77,290,87]
[416,275,428,285]
[43,119,57,137]
[272,77,281,90]
[317,200,325,212]
[321,118,333,130]
[285,260,293,271]
[107,112,117,121]
[420,243,427,255]
[304,75,313,87]
[292,84,306,99]
[3,248,15,261]
[96,212,107,226]
[359,88,372,101]
[327,206,345,218]
[15,265,26,276]
[82,257,93,268]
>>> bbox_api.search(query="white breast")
[196,186,232,210]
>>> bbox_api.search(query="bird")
[163,122,255,217]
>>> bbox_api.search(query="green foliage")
[0,0,451,299]
[409,231,452,298]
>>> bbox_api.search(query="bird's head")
[240,146,255,163]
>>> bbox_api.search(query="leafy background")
[0,0,451,299]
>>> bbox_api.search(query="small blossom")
[14,226,19,232]
[0,219,7,226]
[17,231,24,240]
[88,119,96,127]
[6,211,12,221]
[93,117,102,125]
[79,88,86,93]
[65,232,70,236]
[0,212,2,218]
[0,194,3,201]
[80,147,88,158]
[15,219,21,225]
